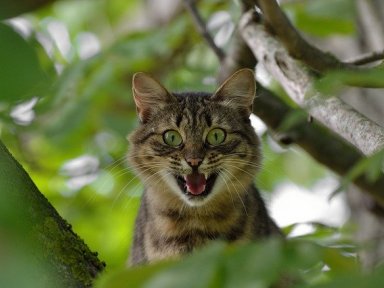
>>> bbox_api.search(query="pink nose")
[186,158,202,167]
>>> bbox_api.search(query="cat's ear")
[132,72,174,123]
[212,69,256,115]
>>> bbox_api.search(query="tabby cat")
[128,69,281,266]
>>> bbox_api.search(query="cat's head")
[128,69,261,207]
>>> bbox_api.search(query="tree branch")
[0,139,105,287]
[240,11,384,156]
[183,0,226,61]
[1,0,57,20]
[253,0,384,89]
[346,50,384,65]
[253,86,384,205]
[255,0,349,72]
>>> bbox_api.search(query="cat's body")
[128,69,281,265]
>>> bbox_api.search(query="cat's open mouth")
[175,172,217,198]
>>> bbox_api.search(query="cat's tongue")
[184,172,206,195]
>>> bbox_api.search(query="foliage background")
[1,0,381,287]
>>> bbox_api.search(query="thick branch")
[1,0,56,20]
[240,11,384,156]
[0,140,104,287]
[253,86,384,204]
[256,0,348,72]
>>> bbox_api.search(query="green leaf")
[97,239,323,288]
[308,265,384,288]
[0,23,50,103]
[345,150,384,183]
[96,243,226,288]
[315,67,384,95]
[322,247,358,274]
[95,261,173,288]
[284,0,356,37]
[278,110,308,132]
[332,149,384,197]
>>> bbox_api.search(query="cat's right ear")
[132,72,174,123]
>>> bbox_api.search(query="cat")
[128,69,282,266]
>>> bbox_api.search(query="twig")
[255,0,349,72]
[183,0,226,61]
[346,51,384,65]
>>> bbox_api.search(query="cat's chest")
[142,211,252,264]
[148,206,248,243]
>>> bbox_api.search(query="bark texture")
[0,0,56,20]
[240,11,384,156]
[0,140,105,287]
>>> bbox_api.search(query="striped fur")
[128,70,281,265]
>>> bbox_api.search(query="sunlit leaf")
[284,0,356,37]
[309,265,384,288]
[0,23,50,104]
[315,67,384,95]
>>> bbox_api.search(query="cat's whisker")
[87,157,132,195]
[221,169,248,216]
[112,176,142,207]
[102,162,165,196]
[223,158,262,168]
[98,156,128,175]
[117,174,160,210]
[218,172,236,210]
[112,165,166,205]
[224,156,261,163]
[122,170,169,211]
[222,167,251,199]
[224,159,277,176]
[134,169,168,191]
[227,151,261,158]
[222,157,265,169]
[221,162,258,178]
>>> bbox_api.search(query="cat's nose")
[186,157,202,168]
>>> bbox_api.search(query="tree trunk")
[0,140,104,287]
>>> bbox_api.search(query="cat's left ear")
[212,69,256,115]
[132,72,175,123]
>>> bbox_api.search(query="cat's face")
[129,69,261,207]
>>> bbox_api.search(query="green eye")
[206,128,226,146]
[163,130,183,147]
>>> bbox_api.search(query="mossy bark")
[0,139,105,287]
[0,0,57,20]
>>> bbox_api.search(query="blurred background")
[0,0,357,271]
